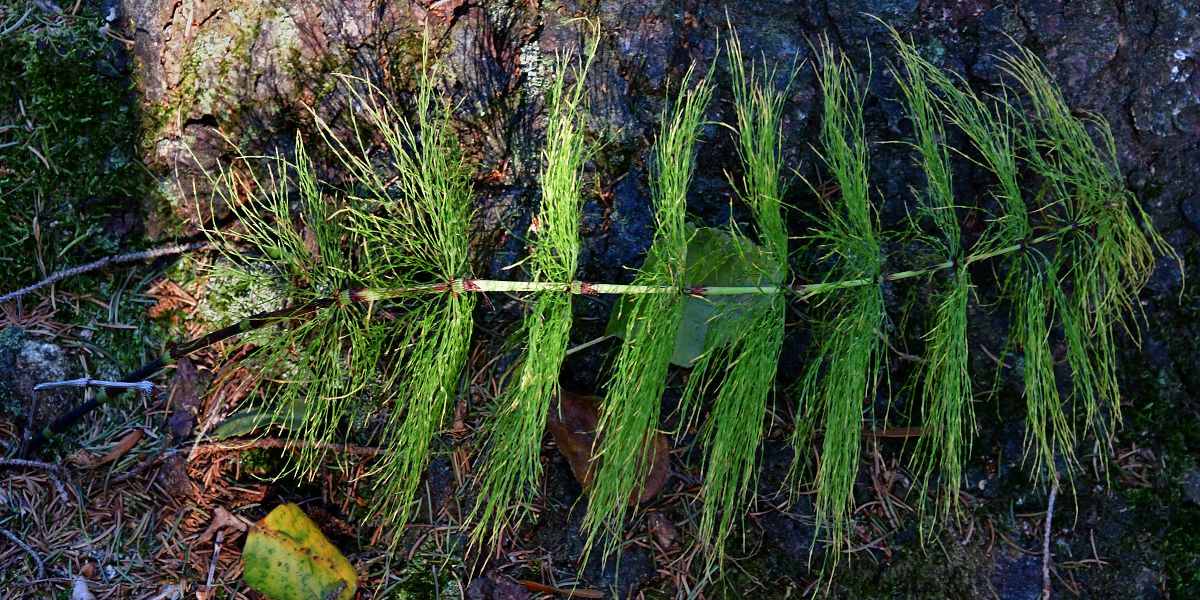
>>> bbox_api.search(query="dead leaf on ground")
[168,357,201,439]
[646,510,678,549]
[146,584,185,600]
[547,391,669,505]
[65,449,100,467]
[197,506,248,544]
[96,429,143,467]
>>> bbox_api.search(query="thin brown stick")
[34,378,155,395]
[0,242,210,304]
[205,530,224,589]
[0,458,72,502]
[0,457,60,470]
[0,525,45,579]
[109,449,175,483]
[1043,475,1060,600]
[23,296,335,457]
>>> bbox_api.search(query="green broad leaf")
[211,398,309,440]
[243,503,357,600]
[607,226,781,367]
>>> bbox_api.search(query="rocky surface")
[94,0,1200,596]
[0,328,73,436]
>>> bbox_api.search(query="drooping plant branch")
[581,58,715,560]
[790,37,888,559]
[18,28,1177,574]
[469,28,599,548]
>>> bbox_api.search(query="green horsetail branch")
[18,26,1176,571]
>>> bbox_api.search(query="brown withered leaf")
[96,429,143,467]
[168,358,201,439]
[547,391,669,505]
[196,506,248,544]
[646,510,679,549]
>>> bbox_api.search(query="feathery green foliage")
[318,63,477,532]
[1001,45,1168,449]
[890,34,974,522]
[203,44,477,535]
[200,135,377,478]
[109,26,1174,582]
[584,66,714,558]
[471,37,597,546]
[791,40,886,556]
[910,43,1074,483]
[677,32,791,564]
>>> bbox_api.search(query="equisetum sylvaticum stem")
[21,297,334,456]
[19,219,1088,458]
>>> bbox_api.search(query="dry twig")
[0,242,209,305]
[35,378,155,396]
[0,457,72,502]
[1043,475,1060,600]
[190,438,384,459]
[0,525,45,580]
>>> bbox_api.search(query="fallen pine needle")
[518,579,605,598]
[190,438,384,459]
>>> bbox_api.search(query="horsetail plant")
[20,29,1176,579]
[889,31,975,524]
[314,63,478,534]
[583,62,715,560]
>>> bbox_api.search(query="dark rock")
[423,455,458,517]
[989,548,1042,600]
[467,572,532,600]
[600,0,675,92]
[492,577,532,600]
[1182,186,1200,234]
[1181,468,1200,505]
[0,328,72,442]
[465,577,493,600]
[154,453,194,501]
[471,186,535,279]
[579,166,654,282]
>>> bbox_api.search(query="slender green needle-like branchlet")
[677,30,793,566]
[888,31,976,527]
[341,71,476,536]
[790,39,887,560]
[193,132,379,478]
[999,46,1171,457]
[582,64,715,562]
[470,31,599,548]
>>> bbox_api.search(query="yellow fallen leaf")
[242,503,356,600]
